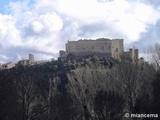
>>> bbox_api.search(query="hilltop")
[0,54,159,120]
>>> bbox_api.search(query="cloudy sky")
[0,0,160,63]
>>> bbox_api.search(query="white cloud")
[39,13,63,32]
[31,21,44,33]
[56,0,160,43]
[0,14,22,47]
[35,53,54,61]
[0,54,9,63]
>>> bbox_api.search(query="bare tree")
[48,75,60,120]
[94,90,124,120]
[145,43,160,70]
[66,67,113,120]
[109,61,155,117]
[0,70,17,120]
[14,75,45,120]
[48,74,82,120]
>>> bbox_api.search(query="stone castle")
[0,53,51,70]
[0,38,140,70]
[59,38,139,62]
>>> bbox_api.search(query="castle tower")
[132,48,138,63]
[128,48,139,63]
[111,39,124,59]
[29,53,34,64]
[134,49,139,60]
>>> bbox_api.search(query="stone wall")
[63,38,124,59]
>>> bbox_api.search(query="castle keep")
[59,38,139,61]
[60,38,124,59]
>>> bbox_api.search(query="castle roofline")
[67,38,123,43]
[68,38,112,43]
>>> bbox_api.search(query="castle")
[59,38,139,62]
[0,38,140,70]
[0,53,55,70]
[17,53,35,66]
